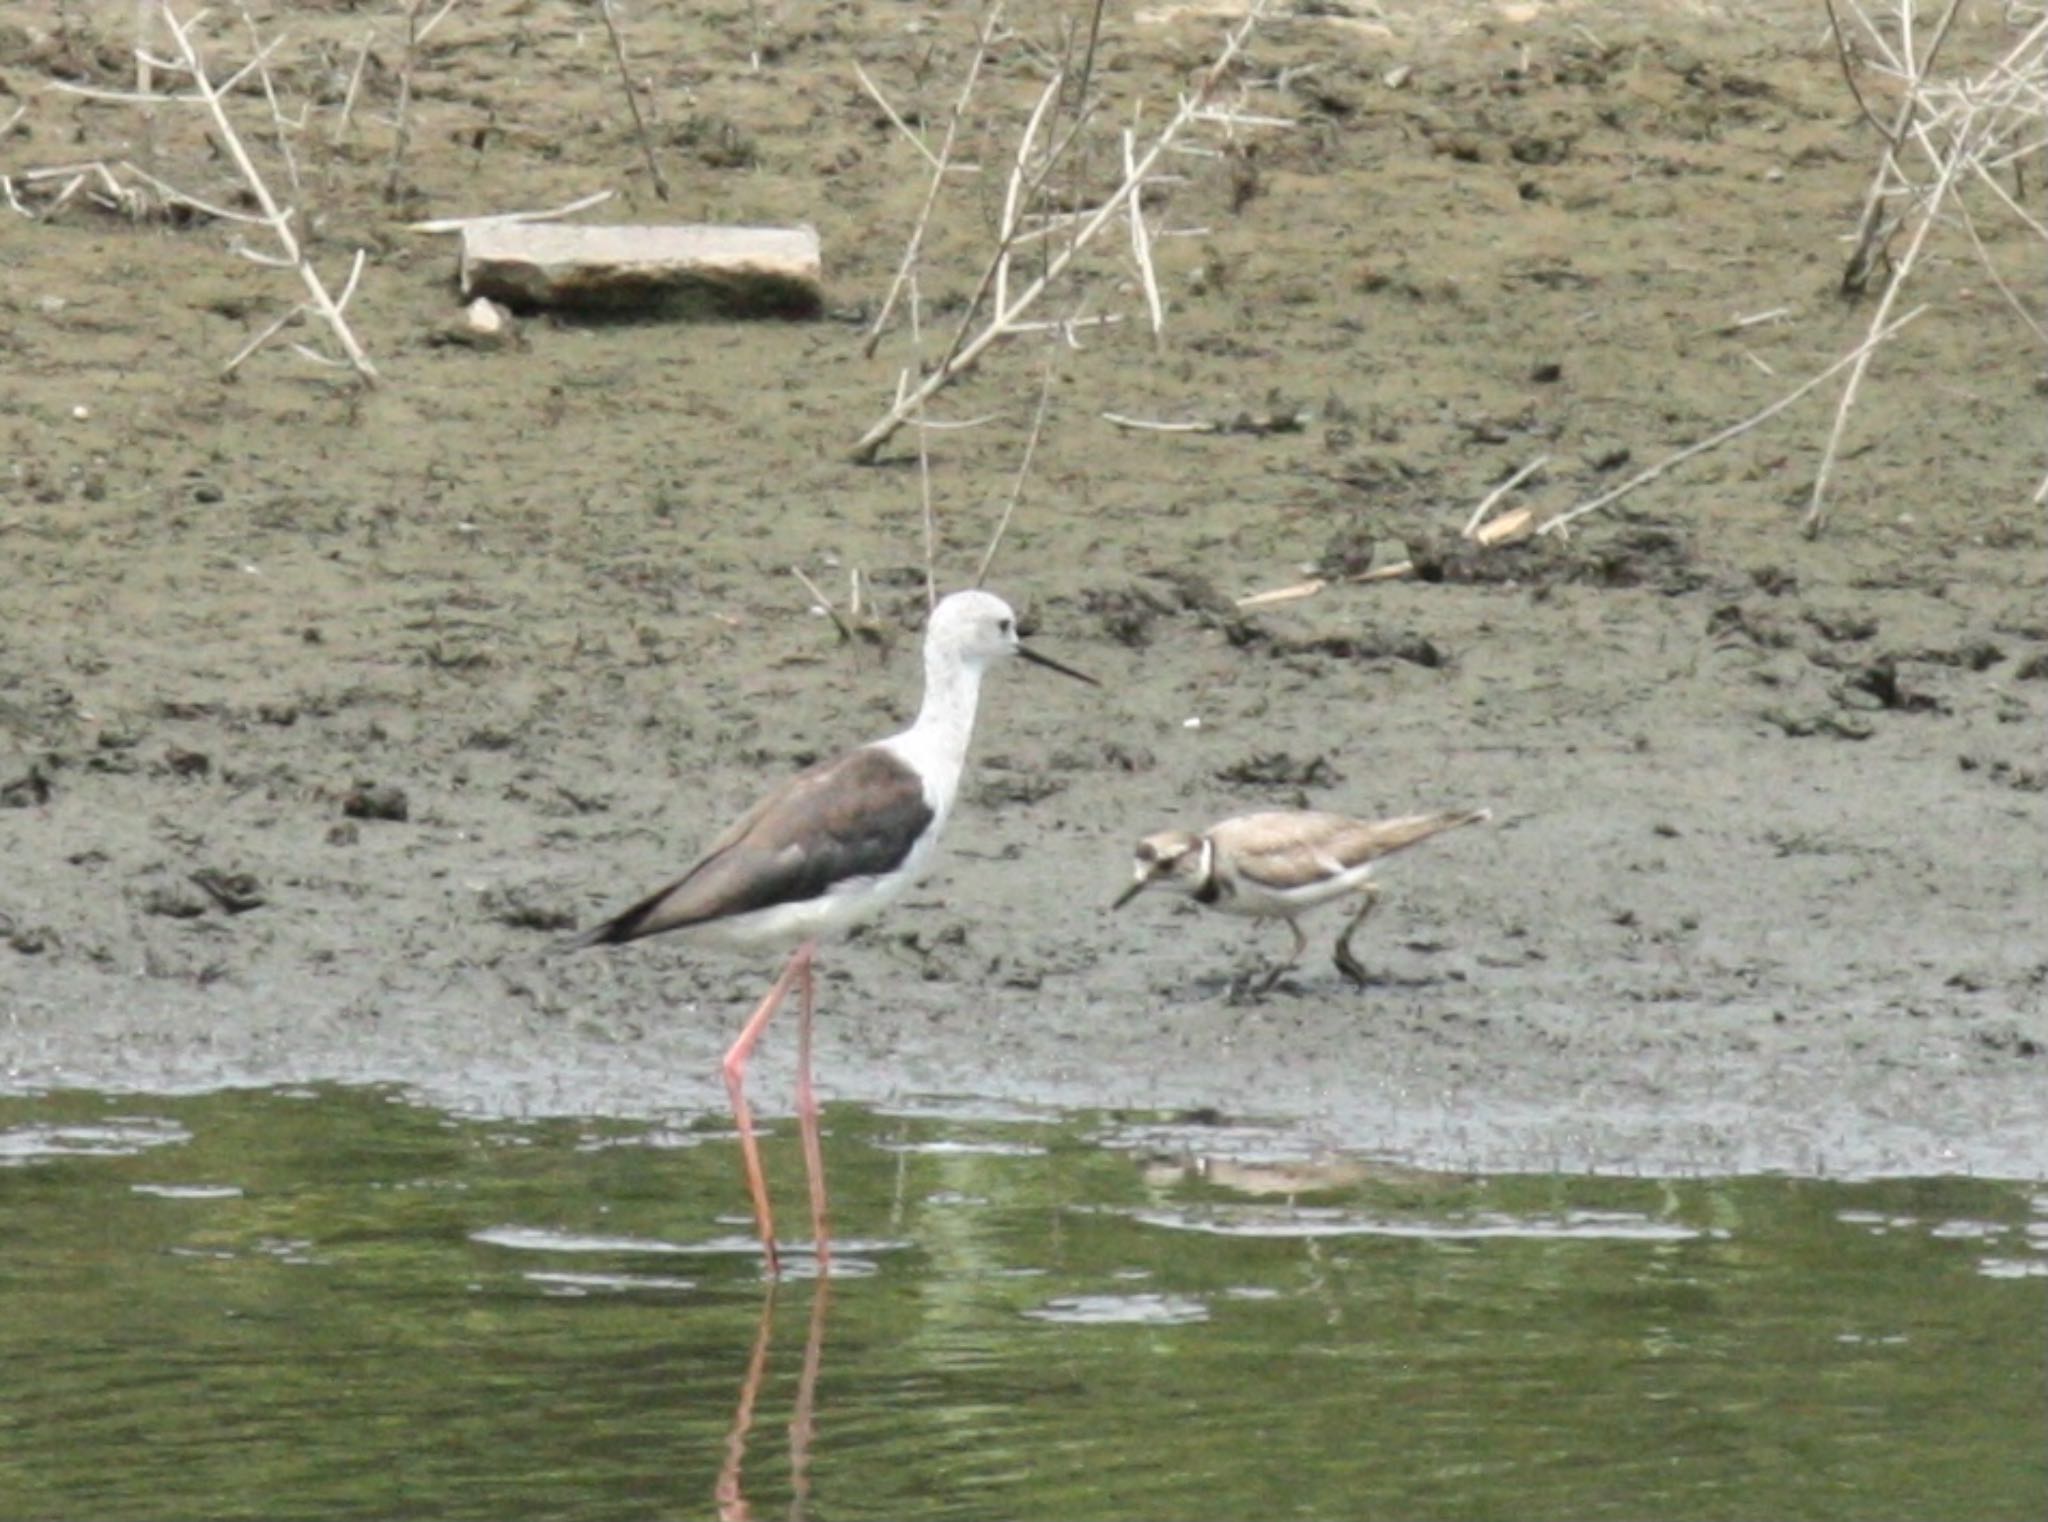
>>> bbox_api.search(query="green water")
[0,1087,2040,1521]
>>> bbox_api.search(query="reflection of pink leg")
[716,1287,777,1522]
[788,1281,829,1513]
[793,945,831,1272]
[723,944,814,1277]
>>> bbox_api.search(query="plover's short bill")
[1112,807,1491,994]
[562,590,1095,1274]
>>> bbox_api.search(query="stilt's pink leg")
[723,944,812,1277]
[793,943,831,1272]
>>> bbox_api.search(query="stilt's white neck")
[912,646,985,755]
[893,647,987,821]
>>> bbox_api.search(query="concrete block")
[459,223,822,319]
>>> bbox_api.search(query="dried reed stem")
[853,61,946,172]
[852,0,1271,462]
[144,4,379,384]
[1537,305,1926,539]
[1835,0,1968,295]
[598,0,671,201]
[974,358,1055,587]
[332,26,374,143]
[992,71,1068,332]
[407,189,615,233]
[239,4,301,198]
[1124,125,1165,340]
[383,0,422,202]
[861,1,1005,359]
[1804,127,1968,536]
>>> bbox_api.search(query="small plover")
[1112,807,1491,993]
[564,590,1096,1274]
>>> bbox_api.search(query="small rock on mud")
[343,783,410,822]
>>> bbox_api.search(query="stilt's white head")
[925,590,1097,684]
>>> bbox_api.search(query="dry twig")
[1124,125,1166,340]
[52,4,378,384]
[1804,1,2047,534]
[1234,560,1412,610]
[597,0,671,201]
[1101,404,1302,436]
[860,2,1005,359]
[407,189,616,233]
[1832,0,1969,295]
[851,0,1274,462]
[1539,305,1927,539]
[974,359,1056,588]
[1462,456,1547,539]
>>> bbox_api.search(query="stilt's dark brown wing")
[561,746,934,948]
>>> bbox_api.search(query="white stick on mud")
[1462,456,1547,539]
[1124,126,1165,341]
[407,189,616,234]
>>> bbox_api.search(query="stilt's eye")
[1135,842,1155,863]
[999,618,1014,636]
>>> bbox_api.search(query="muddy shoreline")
[3,1,2043,1180]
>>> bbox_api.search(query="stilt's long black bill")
[1111,879,1147,910]
[1019,644,1099,686]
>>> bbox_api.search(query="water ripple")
[0,1118,190,1164]
[522,1270,698,1295]
[1022,1293,1211,1326]
[1122,1205,1706,1242]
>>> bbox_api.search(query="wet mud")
[2,1,2043,1176]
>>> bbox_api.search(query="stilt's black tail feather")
[546,881,674,957]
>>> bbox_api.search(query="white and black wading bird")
[1113,808,1492,994]
[564,590,1095,1276]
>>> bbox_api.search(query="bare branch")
[974,359,1055,588]
[852,61,943,171]
[1124,126,1165,340]
[1806,123,1969,535]
[861,1,1005,358]
[852,0,1274,461]
[598,0,671,201]
[149,3,379,383]
[1461,456,1548,539]
[1536,305,1928,539]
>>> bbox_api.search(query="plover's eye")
[1135,842,1155,863]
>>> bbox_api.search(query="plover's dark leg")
[1332,883,1382,987]
[793,942,831,1272]
[1251,917,1310,994]
[721,941,816,1276]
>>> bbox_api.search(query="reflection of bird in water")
[1139,1150,1454,1198]
[564,591,1095,1275]
[1113,807,1492,994]
[717,1283,830,1522]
